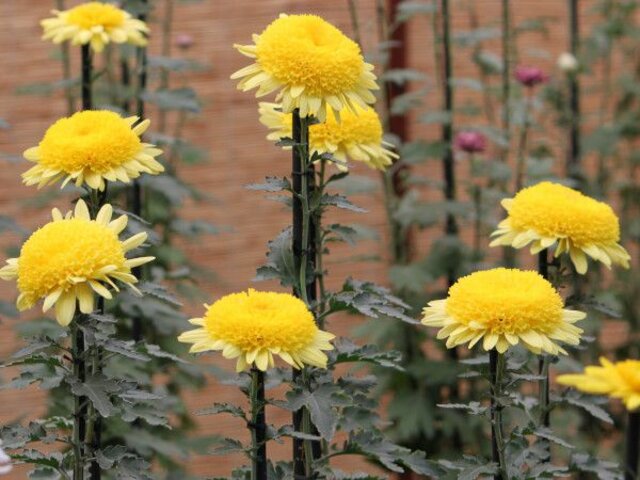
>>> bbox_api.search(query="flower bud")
[454,131,486,154]
[175,33,194,49]
[514,66,548,88]
[557,52,578,73]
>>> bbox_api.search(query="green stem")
[294,112,312,306]
[86,187,107,480]
[514,91,531,193]
[291,109,317,477]
[71,321,85,480]
[315,162,327,327]
[538,249,552,462]
[490,349,507,480]
[469,153,483,258]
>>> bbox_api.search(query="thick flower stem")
[490,349,507,480]
[626,412,640,480]
[566,0,581,185]
[441,0,457,245]
[291,109,319,478]
[74,44,94,480]
[537,248,552,463]
[86,190,106,480]
[81,44,92,110]
[440,0,463,396]
[71,320,86,480]
[250,368,267,480]
[537,250,551,427]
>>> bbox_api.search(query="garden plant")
[0,1,638,480]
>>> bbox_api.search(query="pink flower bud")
[514,66,548,88]
[175,34,194,50]
[454,131,486,154]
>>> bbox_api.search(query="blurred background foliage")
[0,0,637,478]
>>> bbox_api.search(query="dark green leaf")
[319,194,366,213]
[245,176,291,193]
[254,227,298,288]
[68,374,119,417]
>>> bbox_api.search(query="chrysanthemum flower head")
[558,358,640,411]
[0,200,153,326]
[231,14,378,122]
[23,110,164,191]
[421,268,585,355]
[178,289,335,372]
[490,182,630,274]
[259,102,397,171]
[41,1,148,53]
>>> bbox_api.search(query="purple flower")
[454,131,486,154]
[175,34,194,50]
[514,66,548,88]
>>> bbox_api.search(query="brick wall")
[0,0,624,477]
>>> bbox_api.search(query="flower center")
[17,219,125,301]
[37,110,141,174]
[204,290,317,352]
[508,182,620,247]
[445,269,564,335]
[256,15,365,97]
[66,2,126,30]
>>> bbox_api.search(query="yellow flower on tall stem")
[41,1,148,53]
[22,110,164,191]
[490,182,630,274]
[558,358,640,411]
[231,14,378,122]
[259,102,397,171]
[421,268,585,354]
[178,289,335,372]
[0,200,153,326]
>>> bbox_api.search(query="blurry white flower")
[557,52,579,73]
[0,442,11,475]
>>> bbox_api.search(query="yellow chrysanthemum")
[41,1,148,53]
[421,268,585,355]
[0,200,153,326]
[178,289,335,372]
[490,182,630,274]
[231,14,378,122]
[23,110,164,191]
[259,102,397,171]
[558,358,640,412]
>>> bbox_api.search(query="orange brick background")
[0,0,632,478]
